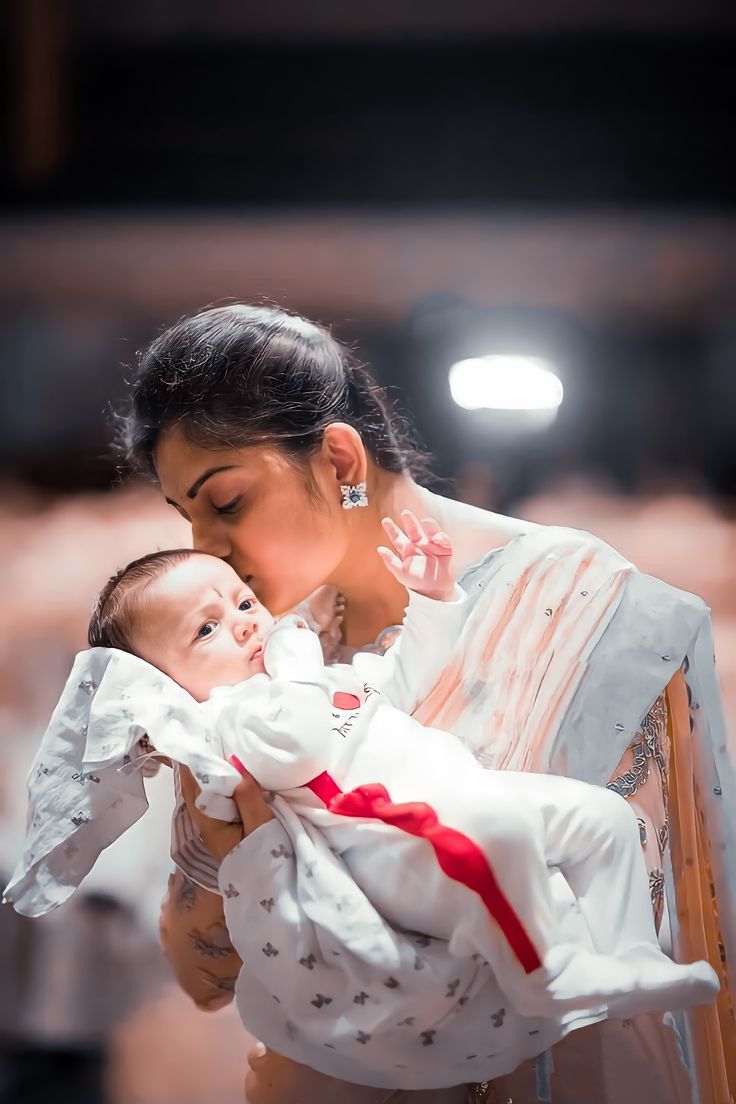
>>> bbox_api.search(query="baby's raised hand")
[377,510,455,601]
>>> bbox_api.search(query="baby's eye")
[239,598,254,611]
[196,620,218,639]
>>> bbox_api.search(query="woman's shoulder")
[417,488,625,573]
[416,488,531,568]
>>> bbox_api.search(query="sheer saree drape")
[413,527,734,1104]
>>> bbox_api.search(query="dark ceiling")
[2,2,734,501]
[3,2,735,210]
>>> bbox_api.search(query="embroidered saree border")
[667,671,735,1104]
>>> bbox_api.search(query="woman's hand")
[179,758,275,862]
[378,510,455,602]
[159,761,276,1010]
[244,1044,470,1104]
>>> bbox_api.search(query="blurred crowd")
[0,476,733,1102]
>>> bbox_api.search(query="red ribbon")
[305,774,542,973]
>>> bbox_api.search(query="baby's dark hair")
[118,303,432,483]
[88,548,203,653]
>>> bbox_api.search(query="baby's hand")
[378,510,455,601]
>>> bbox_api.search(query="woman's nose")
[191,519,232,559]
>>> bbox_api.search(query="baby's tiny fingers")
[420,517,444,537]
[399,509,427,546]
[425,532,453,556]
[377,545,404,575]
[381,516,413,557]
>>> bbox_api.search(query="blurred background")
[1,1,735,1101]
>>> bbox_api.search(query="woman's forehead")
[154,424,289,499]
[154,426,239,487]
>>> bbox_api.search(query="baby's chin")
[192,660,267,701]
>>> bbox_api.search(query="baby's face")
[130,555,275,701]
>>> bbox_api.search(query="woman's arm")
[244,1045,471,1104]
[159,765,274,1010]
[160,868,242,1010]
[163,771,477,1102]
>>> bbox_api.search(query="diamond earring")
[340,482,369,510]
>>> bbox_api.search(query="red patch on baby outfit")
[332,691,360,711]
[331,783,543,974]
[304,771,544,976]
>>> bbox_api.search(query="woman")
[126,304,734,1103]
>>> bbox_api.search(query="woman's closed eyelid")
[212,493,243,515]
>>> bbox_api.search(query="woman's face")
[155,425,350,615]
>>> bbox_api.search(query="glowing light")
[449,356,564,412]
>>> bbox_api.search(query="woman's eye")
[239,598,254,612]
[196,621,218,639]
[213,495,242,516]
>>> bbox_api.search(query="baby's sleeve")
[352,585,468,715]
[211,619,336,792]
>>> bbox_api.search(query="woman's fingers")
[229,757,275,835]
[180,761,272,842]
[232,776,275,835]
[179,764,201,811]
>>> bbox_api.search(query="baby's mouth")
[249,643,264,662]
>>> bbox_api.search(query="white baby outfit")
[191,591,715,1025]
[4,557,718,1090]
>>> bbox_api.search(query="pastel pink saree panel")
[413,527,734,1104]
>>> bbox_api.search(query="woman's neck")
[325,467,532,648]
[327,469,426,646]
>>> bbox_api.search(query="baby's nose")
[234,618,257,642]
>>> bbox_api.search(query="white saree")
[6,523,733,1101]
[410,525,735,1104]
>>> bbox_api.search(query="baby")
[6,513,718,1087]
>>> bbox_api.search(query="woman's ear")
[320,422,368,487]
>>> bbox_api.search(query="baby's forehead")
[149,555,248,605]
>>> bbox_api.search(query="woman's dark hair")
[88,548,202,653]
[119,304,432,482]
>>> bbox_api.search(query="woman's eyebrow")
[186,466,237,500]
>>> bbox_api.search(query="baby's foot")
[511,943,718,1019]
[604,944,719,1018]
